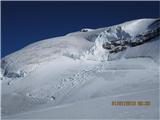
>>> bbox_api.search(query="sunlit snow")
[1,18,159,119]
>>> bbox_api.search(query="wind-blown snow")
[1,18,159,119]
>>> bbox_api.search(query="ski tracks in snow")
[53,61,104,104]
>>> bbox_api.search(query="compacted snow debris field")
[1,18,160,119]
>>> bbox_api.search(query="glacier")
[1,18,160,119]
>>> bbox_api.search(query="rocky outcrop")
[102,27,160,53]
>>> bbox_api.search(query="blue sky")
[1,1,159,57]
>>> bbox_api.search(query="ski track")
[53,62,103,104]
[51,58,150,104]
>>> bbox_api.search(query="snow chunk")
[81,28,94,32]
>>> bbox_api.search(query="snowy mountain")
[1,18,160,119]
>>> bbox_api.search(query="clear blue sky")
[1,1,160,57]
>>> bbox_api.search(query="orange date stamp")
[112,101,151,106]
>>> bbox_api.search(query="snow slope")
[1,18,159,119]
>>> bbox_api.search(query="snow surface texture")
[1,18,160,119]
